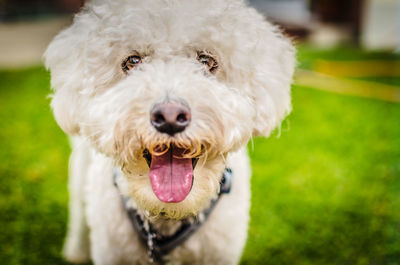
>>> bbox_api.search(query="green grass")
[0,67,70,265]
[297,44,400,70]
[1,47,400,265]
[243,87,400,265]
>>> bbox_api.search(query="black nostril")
[152,112,166,126]
[176,113,188,124]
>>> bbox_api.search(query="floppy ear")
[249,22,296,137]
[43,11,95,135]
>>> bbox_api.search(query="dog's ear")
[249,24,295,138]
[44,13,94,135]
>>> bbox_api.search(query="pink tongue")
[149,147,193,203]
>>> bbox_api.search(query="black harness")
[113,168,233,264]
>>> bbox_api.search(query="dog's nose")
[150,102,191,136]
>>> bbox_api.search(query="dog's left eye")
[197,51,218,73]
[122,55,142,73]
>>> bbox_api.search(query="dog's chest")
[84,148,251,265]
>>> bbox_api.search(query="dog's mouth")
[143,147,199,203]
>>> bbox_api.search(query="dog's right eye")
[121,55,142,73]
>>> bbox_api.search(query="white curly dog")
[44,0,295,264]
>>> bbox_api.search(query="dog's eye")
[197,51,218,73]
[122,55,142,73]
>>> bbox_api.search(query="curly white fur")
[44,0,295,264]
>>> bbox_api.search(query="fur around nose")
[150,102,191,136]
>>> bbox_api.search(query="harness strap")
[114,168,233,264]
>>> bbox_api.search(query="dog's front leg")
[63,137,91,263]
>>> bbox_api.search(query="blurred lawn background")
[0,46,399,265]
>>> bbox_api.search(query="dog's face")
[45,0,294,218]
